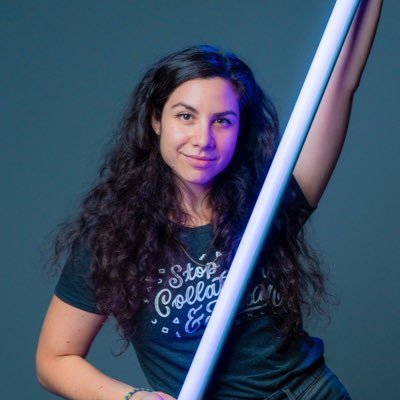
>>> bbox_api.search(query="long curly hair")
[52,45,325,347]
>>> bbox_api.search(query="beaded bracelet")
[125,387,152,399]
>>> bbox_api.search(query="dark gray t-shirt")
[55,178,324,399]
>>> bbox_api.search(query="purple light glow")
[178,1,361,399]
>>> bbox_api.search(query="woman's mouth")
[184,154,216,168]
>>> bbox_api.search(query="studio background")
[1,1,398,398]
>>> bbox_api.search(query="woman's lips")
[184,154,216,168]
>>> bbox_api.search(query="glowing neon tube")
[178,1,360,399]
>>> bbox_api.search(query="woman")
[36,2,382,399]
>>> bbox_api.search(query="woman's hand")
[133,391,176,400]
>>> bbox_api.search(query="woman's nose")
[192,122,215,148]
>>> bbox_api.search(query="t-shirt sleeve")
[288,175,317,226]
[55,243,102,314]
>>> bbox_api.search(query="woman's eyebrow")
[171,102,238,118]
[213,110,238,118]
[171,102,198,114]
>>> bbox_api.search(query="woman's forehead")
[164,77,240,114]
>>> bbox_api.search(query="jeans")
[263,364,351,400]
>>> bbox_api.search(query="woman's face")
[153,77,240,196]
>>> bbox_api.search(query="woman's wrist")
[125,387,152,399]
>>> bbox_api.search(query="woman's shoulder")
[54,240,100,315]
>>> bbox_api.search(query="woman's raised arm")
[36,296,175,400]
[293,0,383,207]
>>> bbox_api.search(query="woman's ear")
[151,116,161,136]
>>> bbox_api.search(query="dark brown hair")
[52,45,325,347]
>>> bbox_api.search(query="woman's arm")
[36,296,175,400]
[293,0,383,207]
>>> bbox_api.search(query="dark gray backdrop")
[1,1,399,398]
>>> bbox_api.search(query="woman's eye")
[178,113,192,121]
[215,117,232,126]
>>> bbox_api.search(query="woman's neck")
[178,183,212,227]
[181,207,212,227]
